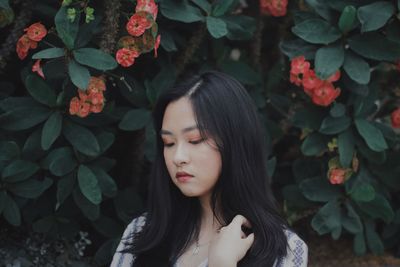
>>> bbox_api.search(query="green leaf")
[223,15,256,40]
[301,132,327,156]
[292,19,341,44]
[0,141,19,162]
[343,51,370,85]
[348,33,400,61]
[2,160,39,183]
[342,202,363,234]
[338,129,354,168]
[357,2,395,32]
[212,0,235,16]
[365,220,384,255]
[32,48,65,59]
[119,109,152,131]
[161,0,204,23]
[73,48,117,71]
[72,187,100,221]
[357,194,394,223]
[354,232,367,256]
[25,75,57,107]
[338,5,357,33]
[78,165,102,205]
[311,199,341,235]
[90,167,117,198]
[220,60,261,85]
[299,177,342,202]
[3,194,21,226]
[315,44,344,79]
[291,107,324,130]
[96,131,115,155]
[42,147,77,176]
[355,119,388,152]
[55,6,80,49]
[206,16,228,39]
[68,59,90,89]
[351,183,375,202]
[0,106,51,131]
[330,103,346,118]
[41,111,63,150]
[282,185,313,209]
[0,0,10,9]
[190,0,211,14]
[319,115,351,135]
[63,121,100,156]
[22,128,46,161]
[57,173,75,207]
[8,177,53,199]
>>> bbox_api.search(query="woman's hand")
[208,215,254,267]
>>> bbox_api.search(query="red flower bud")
[329,168,346,185]
[311,82,341,107]
[391,108,400,128]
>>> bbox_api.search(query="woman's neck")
[198,194,222,237]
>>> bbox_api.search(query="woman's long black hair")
[124,71,288,266]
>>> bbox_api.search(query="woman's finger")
[231,214,252,229]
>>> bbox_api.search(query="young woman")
[111,71,308,267]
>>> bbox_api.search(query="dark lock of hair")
[122,71,289,266]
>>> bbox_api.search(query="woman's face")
[161,97,222,200]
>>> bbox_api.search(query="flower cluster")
[69,77,106,118]
[16,22,47,60]
[115,0,160,67]
[391,108,400,128]
[260,0,288,17]
[290,56,341,107]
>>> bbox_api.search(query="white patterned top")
[111,215,308,267]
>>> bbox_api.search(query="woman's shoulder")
[110,213,147,267]
[274,229,308,267]
[122,213,147,238]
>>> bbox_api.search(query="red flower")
[136,0,158,20]
[116,48,139,67]
[88,76,106,92]
[311,82,341,106]
[329,168,346,185]
[69,97,80,115]
[260,0,288,17]
[154,34,161,58]
[32,59,45,79]
[16,34,37,59]
[290,73,302,86]
[126,12,152,37]
[302,70,323,96]
[90,104,104,113]
[327,70,341,83]
[78,101,91,118]
[290,56,310,75]
[391,108,400,128]
[24,22,47,42]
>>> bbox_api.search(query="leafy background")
[1,0,400,266]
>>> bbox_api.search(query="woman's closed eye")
[163,138,205,147]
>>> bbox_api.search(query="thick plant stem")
[99,0,121,54]
[0,0,33,71]
[175,24,207,78]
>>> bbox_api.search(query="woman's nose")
[173,143,189,166]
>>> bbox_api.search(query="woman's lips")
[176,172,193,182]
[177,176,192,182]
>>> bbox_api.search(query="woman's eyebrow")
[160,125,198,135]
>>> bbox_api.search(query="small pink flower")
[32,59,45,79]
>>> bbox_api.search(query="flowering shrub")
[1,0,400,265]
